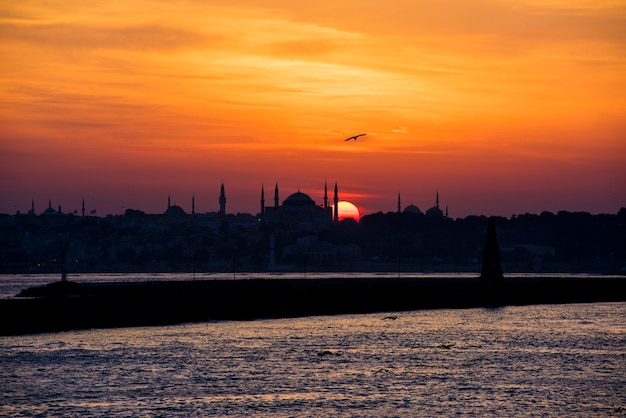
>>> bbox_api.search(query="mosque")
[29,182,446,221]
[163,180,337,230]
[261,181,337,230]
[163,182,447,222]
[164,195,187,216]
[397,191,448,218]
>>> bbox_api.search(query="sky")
[1,0,625,218]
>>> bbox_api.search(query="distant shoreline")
[1,276,625,336]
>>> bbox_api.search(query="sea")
[1,273,625,417]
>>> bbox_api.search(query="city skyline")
[1,1,625,217]
[14,181,442,220]
[10,182,623,219]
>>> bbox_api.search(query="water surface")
[1,302,624,416]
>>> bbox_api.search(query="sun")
[333,201,361,221]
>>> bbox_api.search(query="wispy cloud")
[0,22,213,51]
[1,0,625,216]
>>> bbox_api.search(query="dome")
[164,204,186,216]
[403,204,423,215]
[425,206,444,217]
[283,191,315,207]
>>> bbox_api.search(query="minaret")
[436,190,440,209]
[82,198,85,217]
[445,204,448,218]
[333,181,339,222]
[30,199,35,215]
[48,198,52,211]
[324,180,328,209]
[219,181,226,215]
[192,195,195,215]
[274,182,279,208]
[397,193,401,214]
[260,184,265,215]
[168,194,171,209]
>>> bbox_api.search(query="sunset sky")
[1,0,625,217]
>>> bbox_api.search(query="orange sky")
[1,0,625,217]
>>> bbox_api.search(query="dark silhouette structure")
[164,195,186,216]
[2,194,625,274]
[219,181,226,215]
[261,184,333,231]
[260,184,265,216]
[5,274,626,335]
[480,216,504,286]
[425,191,444,218]
[333,182,339,222]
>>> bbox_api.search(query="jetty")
[1,275,625,335]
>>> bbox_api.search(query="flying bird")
[344,133,366,141]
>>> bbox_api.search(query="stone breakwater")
[2,276,625,335]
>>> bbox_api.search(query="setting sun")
[334,201,360,221]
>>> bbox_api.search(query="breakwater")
[2,276,625,335]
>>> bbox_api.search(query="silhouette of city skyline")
[17,180,450,220]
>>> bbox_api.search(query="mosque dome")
[42,207,57,216]
[425,206,444,217]
[403,204,423,215]
[164,204,186,216]
[283,191,315,207]
[42,200,57,216]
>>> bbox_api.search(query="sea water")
[1,302,624,416]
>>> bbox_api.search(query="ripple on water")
[0,302,624,416]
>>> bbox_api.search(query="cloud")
[271,38,349,59]
[392,126,409,134]
[0,22,214,51]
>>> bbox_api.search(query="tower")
[192,195,195,215]
[219,182,226,215]
[168,194,171,209]
[333,181,339,222]
[436,190,440,209]
[274,182,279,208]
[397,193,401,214]
[30,199,35,215]
[324,180,328,209]
[260,184,265,215]
[480,217,504,287]
[82,198,85,217]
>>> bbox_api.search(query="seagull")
[345,133,366,141]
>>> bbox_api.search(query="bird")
[344,133,366,141]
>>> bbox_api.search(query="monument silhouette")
[480,216,504,286]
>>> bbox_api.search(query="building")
[262,182,336,231]
[164,195,186,216]
[425,191,446,218]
